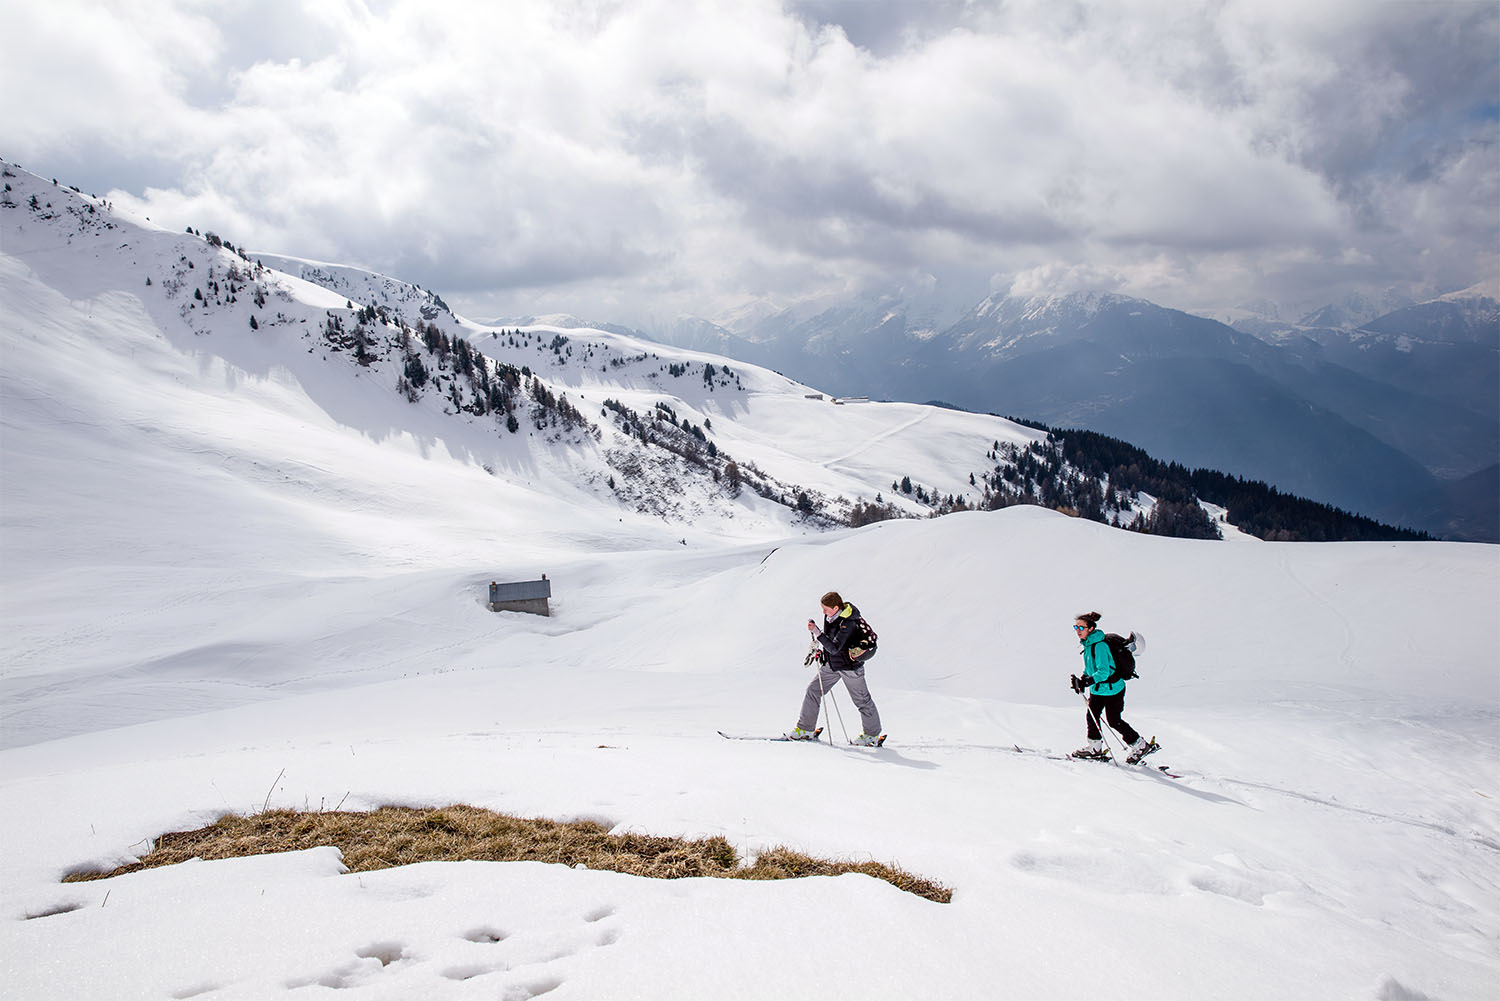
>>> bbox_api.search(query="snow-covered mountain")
[646,287,970,399]
[931,290,1176,361]
[2,161,1498,1001]
[252,252,458,330]
[1227,283,1500,494]
[1229,280,1500,395]
[1295,289,1416,331]
[1260,280,1496,341]
[1361,281,1500,346]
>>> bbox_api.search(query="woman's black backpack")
[1103,632,1138,682]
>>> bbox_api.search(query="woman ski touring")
[788,591,884,746]
[1069,611,1157,763]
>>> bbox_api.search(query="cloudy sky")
[5,0,1497,329]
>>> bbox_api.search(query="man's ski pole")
[810,638,847,744]
[826,679,851,744]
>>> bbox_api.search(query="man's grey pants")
[798,665,881,735]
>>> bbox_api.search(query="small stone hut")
[488,575,551,616]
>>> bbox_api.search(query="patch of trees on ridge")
[979,433,1222,539]
[1009,419,1431,542]
[600,397,844,524]
[394,321,587,435]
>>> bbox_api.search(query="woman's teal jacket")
[1079,629,1124,697]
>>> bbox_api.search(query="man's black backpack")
[848,616,878,662]
[1103,632,1138,683]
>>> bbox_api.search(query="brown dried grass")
[63,805,952,903]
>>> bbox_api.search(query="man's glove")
[804,647,823,667]
[1069,674,1087,695]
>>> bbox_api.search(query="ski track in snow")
[888,735,1500,841]
[821,409,931,467]
[1211,775,1500,852]
[1277,545,1360,674]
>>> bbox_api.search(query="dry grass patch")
[64,805,952,903]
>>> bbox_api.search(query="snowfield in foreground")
[1,164,1497,1000]
[2,512,1495,1001]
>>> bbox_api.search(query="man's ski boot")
[1069,739,1110,761]
[851,733,886,747]
[786,726,820,741]
[1125,738,1160,764]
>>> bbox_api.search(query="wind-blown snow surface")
[3,171,1499,1000]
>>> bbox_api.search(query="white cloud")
[3,0,1494,326]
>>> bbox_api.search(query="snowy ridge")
[1230,280,1500,343]
[0,160,1063,537]
[951,290,1142,357]
[2,159,1498,1001]
[253,252,457,332]
[1436,276,1500,304]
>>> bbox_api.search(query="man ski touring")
[788,591,883,745]
[1069,611,1157,763]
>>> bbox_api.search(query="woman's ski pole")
[1081,691,1124,766]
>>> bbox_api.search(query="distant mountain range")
[615,284,1498,541]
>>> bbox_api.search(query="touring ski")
[1011,744,1181,779]
[718,727,823,742]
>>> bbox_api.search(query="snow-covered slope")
[0,160,1064,742]
[2,162,1497,1001]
